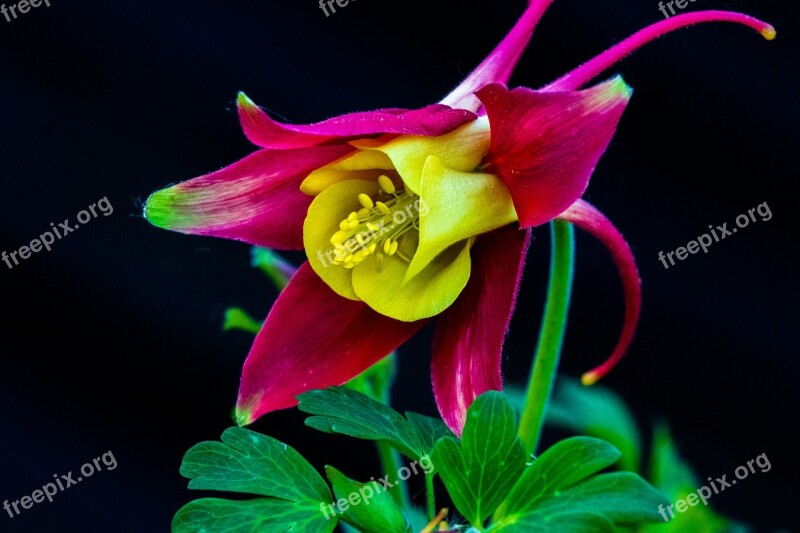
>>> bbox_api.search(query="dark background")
[0,0,797,531]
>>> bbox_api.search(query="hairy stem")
[518,220,575,455]
[425,472,436,521]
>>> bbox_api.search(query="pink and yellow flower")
[145,0,774,432]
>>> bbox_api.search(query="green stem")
[518,220,575,456]
[425,473,436,521]
[376,440,408,509]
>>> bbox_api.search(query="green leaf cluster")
[174,390,667,533]
[432,392,667,532]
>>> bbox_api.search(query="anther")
[378,175,396,195]
[358,194,374,209]
[376,202,391,215]
[325,176,423,272]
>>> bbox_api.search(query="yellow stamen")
[376,201,391,215]
[358,193,374,209]
[378,174,395,194]
[325,176,424,272]
[330,231,349,246]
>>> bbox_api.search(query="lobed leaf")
[431,391,528,527]
[298,387,451,461]
[174,427,334,533]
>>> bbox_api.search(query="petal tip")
[234,398,257,426]
[234,407,253,427]
[237,91,257,111]
[608,75,634,99]
[143,187,176,229]
[581,371,600,386]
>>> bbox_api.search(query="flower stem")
[425,472,436,521]
[518,220,575,455]
[376,441,408,508]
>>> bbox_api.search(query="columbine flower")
[144,0,773,432]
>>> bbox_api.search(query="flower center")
[328,175,423,272]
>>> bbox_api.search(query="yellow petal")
[405,156,518,282]
[304,179,377,300]
[364,115,490,194]
[301,149,395,195]
[352,231,473,322]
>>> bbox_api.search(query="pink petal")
[144,144,353,250]
[237,93,339,149]
[236,262,426,425]
[557,200,641,386]
[441,0,557,112]
[431,225,531,435]
[238,92,476,149]
[477,79,632,229]
[544,11,775,91]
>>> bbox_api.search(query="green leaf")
[173,427,335,533]
[406,412,452,455]
[172,498,334,533]
[531,473,666,524]
[638,424,746,532]
[325,466,412,533]
[181,427,330,501]
[431,391,528,527]
[222,307,262,334]
[489,437,667,532]
[497,437,621,514]
[545,379,642,472]
[298,387,451,460]
[491,473,663,532]
[488,512,613,533]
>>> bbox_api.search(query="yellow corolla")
[303,116,518,322]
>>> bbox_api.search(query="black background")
[0,0,797,531]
